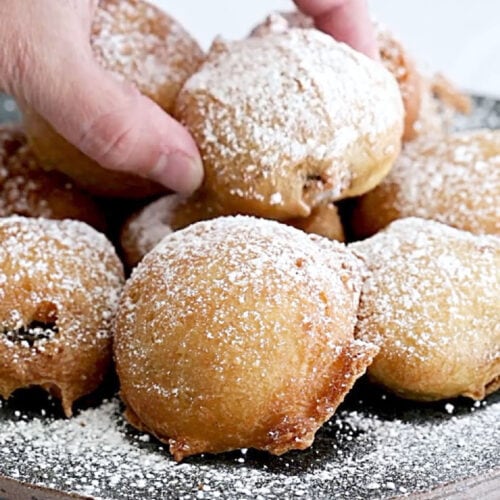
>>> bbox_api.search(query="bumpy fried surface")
[115,216,377,460]
[352,130,500,238]
[352,218,500,401]
[122,194,346,269]
[0,217,124,416]
[250,12,422,142]
[175,30,403,220]
[375,25,422,141]
[21,0,204,198]
[0,126,106,231]
[120,193,224,268]
[287,203,345,242]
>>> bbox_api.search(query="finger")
[5,0,203,195]
[294,0,378,58]
[35,58,203,194]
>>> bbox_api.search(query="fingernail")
[151,152,204,194]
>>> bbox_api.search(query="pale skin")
[0,0,376,194]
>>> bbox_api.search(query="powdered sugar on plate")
[455,95,500,131]
[0,388,498,499]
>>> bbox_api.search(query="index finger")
[293,0,378,58]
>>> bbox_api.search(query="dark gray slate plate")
[0,94,499,500]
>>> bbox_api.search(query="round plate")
[0,94,499,500]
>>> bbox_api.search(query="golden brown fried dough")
[175,30,403,220]
[115,216,377,460]
[21,0,204,198]
[250,12,422,142]
[0,126,106,231]
[352,130,500,238]
[122,196,345,268]
[352,217,500,401]
[375,25,422,141]
[287,203,345,241]
[120,193,224,268]
[0,216,124,416]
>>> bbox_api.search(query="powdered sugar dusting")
[0,215,123,342]
[92,0,204,110]
[251,12,419,142]
[249,11,314,37]
[251,12,416,108]
[121,195,180,267]
[0,216,124,406]
[126,216,365,323]
[356,130,500,235]
[176,30,403,215]
[351,218,499,393]
[117,217,367,420]
[0,127,104,229]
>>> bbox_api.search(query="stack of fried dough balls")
[114,217,378,460]
[352,130,500,238]
[1,0,498,465]
[123,9,469,266]
[0,216,124,416]
[121,25,404,266]
[352,218,500,401]
[20,0,204,198]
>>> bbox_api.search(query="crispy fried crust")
[0,217,124,416]
[352,218,500,402]
[115,217,377,460]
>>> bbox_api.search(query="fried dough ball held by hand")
[114,217,378,460]
[0,127,106,231]
[21,0,204,198]
[175,30,404,220]
[250,12,421,142]
[351,218,500,401]
[352,130,500,239]
[0,217,124,416]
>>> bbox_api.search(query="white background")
[152,0,500,97]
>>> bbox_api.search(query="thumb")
[31,58,204,194]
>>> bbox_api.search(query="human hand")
[0,1,203,194]
[294,0,378,58]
